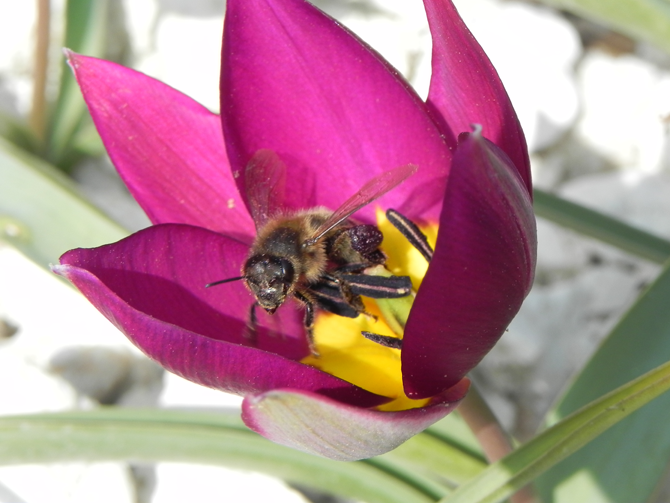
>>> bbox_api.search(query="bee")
[207,149,416,355]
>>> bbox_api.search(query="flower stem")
[458,384,539,503]
[30,0,51,143]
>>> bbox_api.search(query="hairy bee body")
[243,208,386,319]
[206,151,417,355]
[249,208,331,287]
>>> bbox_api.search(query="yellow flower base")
[302,209,439,411]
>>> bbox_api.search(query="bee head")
[243,254,295,313]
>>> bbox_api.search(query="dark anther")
[361,331,403,349]
[386,209,433,262]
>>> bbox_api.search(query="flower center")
[301,209,438,411]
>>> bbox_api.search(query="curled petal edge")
[403,127,536,399]
[53,262,388,409]
[241,378,470,461]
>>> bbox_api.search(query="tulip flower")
[54,0,536,461]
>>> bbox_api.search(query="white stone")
[160,372,242,409]
[0,1,36,117]
[152,463,309,503]
[575,49,670,174]
[534,218,591,277]
[452,0,581,152]
[133,12,224,112]
[0,463,134,503]
[0,244,140,371]
[319,0,433,97]
[560,170,670,238]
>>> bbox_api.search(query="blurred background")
[1,0,669,501]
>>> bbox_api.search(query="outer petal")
[242,378,470,461]
[221,0,451,222]
[67,51,255,240]
[423,0,532,193]
[403,130,536,399]
[55,226,387,408]
[59,224,304,355]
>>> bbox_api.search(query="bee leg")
[243,302,259,346]
[386,209,433,262]
[294,291,320,357]
[336,280,376,321]
[361,331,403,350]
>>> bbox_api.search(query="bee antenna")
[205,276,245,288]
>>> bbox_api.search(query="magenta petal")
[423,0,531,193]
[221,0,450,222]
[242,379,469,461]
[55,227,386,408]
[67,51,255,240]
[403,130,536,399]
[59,224,306,355]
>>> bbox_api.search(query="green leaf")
[535,260,670,501]
[534,189,670,264]
[0,408,437,503]
[47,0,113,167]
[537,0,670,54]
[437,357,670,503]
[0,137,127,267]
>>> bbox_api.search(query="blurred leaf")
[0,408,441,503]
[534,189,670,264]
[535,260,670,502]
[427,412,486,461]
[380,430,487,493]
[437,357,670,503]
[538,0,670,54]
[47,0,113,168]
[0,137,127,268]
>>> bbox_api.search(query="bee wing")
[245,149,287,230]
[306,163,418,246]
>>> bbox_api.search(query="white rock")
[575,49,670,173]
[318,0,433,97]
[0,463,134,503]
[132,11,224,112]
[160,372,242,409]
[0,244,139,371]
[452,0,581,152]
[152,463,309,503]
[0,1,36,117]
[534,218,591,277]
[284,0,583,153]
[560,170,670,238]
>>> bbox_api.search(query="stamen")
[386,209,433,262]
[361,331,403,349]
[343,273,412,298]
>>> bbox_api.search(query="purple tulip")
[54,0,536,461]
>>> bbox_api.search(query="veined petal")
[59,224,305,354]
[55,226,387,408]
[67,51,255,240]
[403,130,536,399]
[423,0,531,193]
[221,0,450,222]
[242,379,469,461]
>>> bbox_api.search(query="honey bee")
[207,150,416,355]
